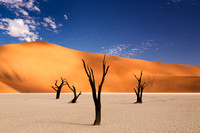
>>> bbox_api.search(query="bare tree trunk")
[56,89,61,99]
[70,92,81,103]
[137,97,142,103]
[52,77,67,99]
[66,80,81,103]
[94,103,101,125]
[82,55,109,125]
[136,94,140,103]
[133,70,146,103]
[140,90,143,103]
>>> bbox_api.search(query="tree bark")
[136,97,142,103]
[70,92,81,103]
[93,103,101,125]
[56,89,61,99]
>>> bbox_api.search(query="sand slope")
[0,41,200,93]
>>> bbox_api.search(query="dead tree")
[133,70,147,103]
[51,77,67,99]
[82,55,109,125]
[66,80,81,103]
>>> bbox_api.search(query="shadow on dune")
[0,70,22,82]
[0,80,20,92]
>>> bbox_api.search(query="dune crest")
[0,41,200,93]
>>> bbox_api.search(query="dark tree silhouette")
[52,77,67,99]
[66,80,81,103]
[133,70,147,103]
[82,55,110,125]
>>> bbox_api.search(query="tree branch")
[72,86,77,96]
[133,74,139,81]
[52,86,57,91]
[82,59,90,77]
[133,88,138,95]
[55,80,58,87]
[139,70,143,81]
[77,91,81,98]
[98,56,110,101]
[141,82,147,91]
[82,59,97,102]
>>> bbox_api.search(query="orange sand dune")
[0,41,200,93]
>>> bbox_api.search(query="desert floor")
[0,93,199,133]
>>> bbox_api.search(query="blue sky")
[0,0,200,66]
